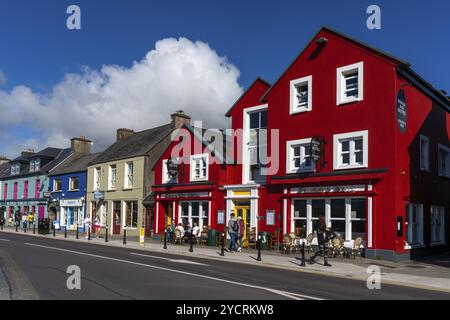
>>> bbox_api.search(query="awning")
[142,192,155,207]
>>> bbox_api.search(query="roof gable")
[225,77,271,117]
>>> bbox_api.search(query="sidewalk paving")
[1,226,449,293]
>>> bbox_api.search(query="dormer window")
[11,163,20,175]
[29,159,41,173]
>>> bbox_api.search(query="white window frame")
[53,179,62,192]
[69,177,79,191]
[430,206,445,244]
[30,160,35,172]
[333,130,368,170]
[179,201,209,230]
[190,154,209,182]
[108,165,117,190]
[123,200,138,229]
[93,167,101,191]
[124,162,134,189]
[290,75,312,114]
[286,138,315,174]
[438,143,450,178]
[242,104,268,184]
[406,203,424,247]
[337,62,364,105]
[11,163,20,175]
[420,135,430,172]
[35,159,40,172]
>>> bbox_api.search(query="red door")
[38,206,45,219]
[112,201,121,234]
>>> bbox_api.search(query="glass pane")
[342,153,350,164]
[331,220,346,238]
[191,202,200,218]
[355,151,363,164]
[341,141,349,152]
[249,112,259,129]
[351,220,366,240]
[330,199,346,218]
[181,202,189,218]
[132,202,138,228]
[350,199,366,220]
[293,146,300,157]
[354,139,363,151]
[293,200,307,219]
[311,199,325,219]
[260,110,268,128]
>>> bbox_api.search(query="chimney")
[0,156,9,165]
[71,135,92,155]
[171,110,191,129]
[116,128,134,141]
[21,149,35,158]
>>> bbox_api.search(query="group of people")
[167,220,201,243]
[10,211,34,229]
[227,213,245,253]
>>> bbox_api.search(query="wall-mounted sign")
[217,210,225,225]
[396,89,407,133]
[266,210,275,226]
[291,184,366,194]
[60,199,83,207]
[43,192,51,198]
[310,136,322,161]
[93,191,104,200]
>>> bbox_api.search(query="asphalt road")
[1,232,449,300]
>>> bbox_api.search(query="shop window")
[420,135,430,172]
[69,177,79,191]
[190,154,208,181]
[125,201,138,228]
[337,62,364,105]
[179,201,209,229]
[113,201,121,227]
[333,130,368,170]
[350,199,366,241]
[292,199,307,237]
[286,138,315,173]
[430,206,445,243]
[330,199,346,238]
[290,75,312,114]
[438,144,450,178]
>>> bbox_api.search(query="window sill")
[430,242,447,247]
[190,178,208,183]
[290,107,312,115]
[286,169,315,175]
[68,189,79,192]
[419,168,430,173]
[107,189,116,192]
[408,243,426,249]
[333,164,368,171]
[123,187,133,191]
[337,97,362,106]
[123,227,138,230]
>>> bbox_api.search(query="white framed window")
[124,200,138,228]
[286,138,315,173]
[290,75,312,114]
[420,135,430,172]
[29,159,40,172]
[162,159,178,184]
[406,203,424,247]
[337,62,364,105]
[94,167,101,190]
[430,206,445,244]
[190,154,208,181]
[69,177,79,191]
[438,144,450,178]
[108,165,117,190]
[11,163,20,175]
[179,201,209,230]
[243,104,268,184]
[124,162,134,188]
[333,130,368,170]
[30,160,35,172]
[53,179,62,192]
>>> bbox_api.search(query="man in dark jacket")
[310,215,334,267]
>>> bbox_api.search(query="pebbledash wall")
[152,27,449,261]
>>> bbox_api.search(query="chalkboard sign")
[396,89,407,133]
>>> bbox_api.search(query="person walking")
[22,212,28,230]
[28,211,34,226]
[310,215,332,267]
[14,211,20,227]
[84,216,91,239]
[227,214,239,253]
[237,216,245,252]
[94,215,101,237]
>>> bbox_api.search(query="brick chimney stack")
[0,156,9,165]
[21,149,35,158]
[171,110,191,129]
[71,135,92,155]
[116,128,134,141]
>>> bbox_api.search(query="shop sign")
[310,136,322,161]
[396,89,407,133]
[60,199,82,207]
[43,192,51,198]
[217,210,225,225]
[160,192,209,199]
[293,185,366,194]
[94,191,105,200]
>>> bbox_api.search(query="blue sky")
[0,0,449,157]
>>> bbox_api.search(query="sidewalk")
[1,226,449,293]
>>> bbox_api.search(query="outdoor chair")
[281,233,294,254]
[288,232,300,253]
[269,228,282,251]
[352,237,363,259]
[199,227,208,246]
[173,229,183,245]
[330,236,345,258]
[247,227,257,249]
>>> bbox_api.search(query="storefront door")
[112,201,121,235]
[234,202,250,246]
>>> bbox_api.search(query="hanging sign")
[310,136,322,161]
[396,89,407,133]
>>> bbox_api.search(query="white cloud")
[0,70,7,87]
[0,37,243,158]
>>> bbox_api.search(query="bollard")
[256,236,262,261]
[64,226,67,238]
[105,226,109,243]
[53,225,56,237]
[88,227,91,240]
[1,224,3,231]
[24,224,27,233]
[220,232,225,256]
[163,229,167,249]
[76,225,79,239]
[189,231,194,253]
[123,229,127,245]
[16,224,18,232]
[33,222,36,234]
[300,242,306,267]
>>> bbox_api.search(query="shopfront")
[60,199,85,231]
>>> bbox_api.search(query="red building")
[152,27,450,261]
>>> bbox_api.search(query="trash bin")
[207,229,217,246]
[38,218,50,235]
[258,231,270,250]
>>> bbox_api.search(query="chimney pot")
[171,110,191,129]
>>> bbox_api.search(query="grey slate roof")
[50,153,101,176]
[1,147,73,179]
[89,123,173,165]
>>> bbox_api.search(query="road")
[1,232,449,300]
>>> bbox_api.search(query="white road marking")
[0,238,11,242]
[24,242,323,300]
[130,252,209,266]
